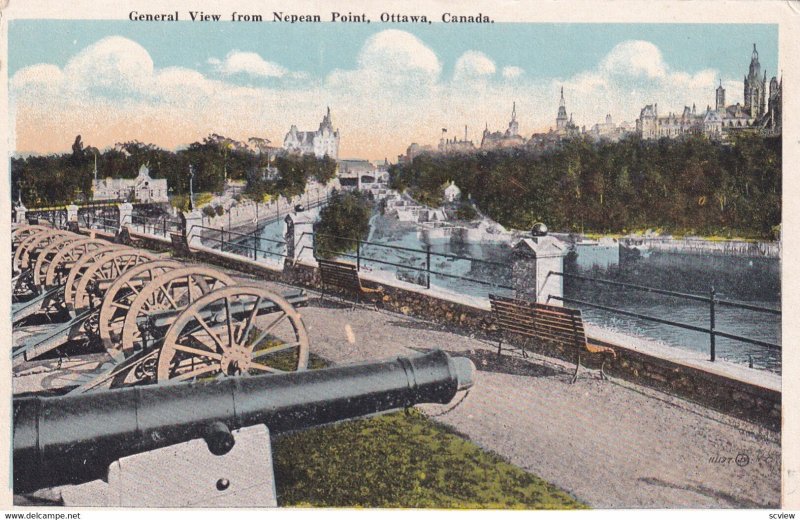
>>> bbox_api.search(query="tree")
[314,190,373,259]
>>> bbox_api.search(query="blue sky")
[10,21,778,81]
[9,21,779,159]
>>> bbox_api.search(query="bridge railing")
[548,271,781,370]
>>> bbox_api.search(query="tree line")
[389,133,781,239]
[12,134,337,208]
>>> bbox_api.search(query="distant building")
[398,143,436,164]
[443,181,461,203]
[636,44,782,140]
[92,165,168,203]
[283,107,340,159]
[481,102,527,150]
[587,114,634,142]
[337,159,375,175]
[554,87,581,138]
[438,126,475,154]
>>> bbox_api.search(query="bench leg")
[497,339,503,355]
[571,352,582,384]
[599,359,610,381]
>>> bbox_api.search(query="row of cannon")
[12,224,310,394]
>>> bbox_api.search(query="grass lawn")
[272,409,586,509]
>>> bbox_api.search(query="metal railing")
[188,223,288,261]
[129,213,182,238]
[549,271,781,366]
[307,232,514,292]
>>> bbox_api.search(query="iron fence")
[188,223,288,261]
[307,232,514,292]
[549,271,781,366]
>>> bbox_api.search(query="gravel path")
[247,276,781,509]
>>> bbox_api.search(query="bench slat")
[489,294,612,358]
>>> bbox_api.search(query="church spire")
[511,101,517,121]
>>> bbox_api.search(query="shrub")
[455,203,478,221]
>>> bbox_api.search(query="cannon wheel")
[157,284,310,383]
[12,225,48,251]
[98,259,183,361]
[31,234,84,287]
[72,248,157,311]
[14,229,74,272]
[120,266,236,360]
[63,245,129,307]
[44,238,109,286]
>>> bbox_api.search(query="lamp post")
[188,165,195,211]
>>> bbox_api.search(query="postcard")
[1,0,797,514]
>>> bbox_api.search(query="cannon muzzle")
[13,349,474,494]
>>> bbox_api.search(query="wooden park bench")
[318,259,383,309]
[489,294,616,383]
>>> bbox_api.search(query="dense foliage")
[12,134,336,207]
[313,190,373,259]
[390,134,781,239]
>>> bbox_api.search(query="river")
[254,214,781,374]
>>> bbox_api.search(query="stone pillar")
[66,204,79,223]
[284,212,315,262]
[184,210,202,246]
[511,235,568,305]
[118,202,133,230]
[14,203,27,224]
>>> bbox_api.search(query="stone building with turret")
[283,107,340,159]
[481,102,527,149]
[636,44,782,140]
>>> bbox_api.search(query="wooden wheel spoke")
[247,362,285,374]
[190,311,227,350]
[225,297,234,348]
[172,343,223,361]
[238,296,262,345]
[251,341,301,359]
[124,280,141,295]
[188,330,220,351]
[250,312,287,348]
[173,364,220,382]
[160,284,179,308]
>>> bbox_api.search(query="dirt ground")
[256,277,781,509]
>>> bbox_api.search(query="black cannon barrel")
[13,349,474,494]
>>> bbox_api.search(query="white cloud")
[10,33,736,160]
[63,36,154,93]
[211,51,289,78]
[454,51,496,81]
[502,66,524,80]
[356,29,441,76]
[599,40,667,79]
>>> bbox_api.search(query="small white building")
[443,181,462,203]
[93,165,169,203]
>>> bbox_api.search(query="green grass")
[272,409,586,509]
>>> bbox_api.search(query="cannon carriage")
[12,226,310,394]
